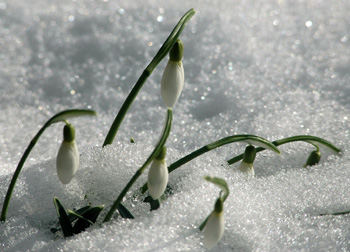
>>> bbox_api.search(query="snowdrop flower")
[56,123,79,184]
[238,145,256,176]
[161,39,185,108]
[148,146,168,200]
[203,198,224,249]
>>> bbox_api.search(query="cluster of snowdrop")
[0,8,341,250]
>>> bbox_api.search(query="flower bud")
[203,198,224,249]
[56,124,79,184]
[238,145,256,175]
[304,150,321,167]
[147,147,168,200]
[161,39,185,108]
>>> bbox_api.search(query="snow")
[1,0,350,251]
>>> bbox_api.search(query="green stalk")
[0,109,97,222]
[103,108,173,223]
[227,135,341,165]
[102,9,195,147]
[141,134,279,193]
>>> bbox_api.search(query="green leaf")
[72,205,104,233]
[53,197,74,237]
[118,204,135,219]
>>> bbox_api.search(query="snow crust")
[1,0,350,251]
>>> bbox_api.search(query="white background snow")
[1,0,350,251]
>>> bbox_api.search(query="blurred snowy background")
[1,0,350,251]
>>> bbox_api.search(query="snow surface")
[1,0,350,251]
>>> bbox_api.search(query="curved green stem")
[227,135,341,165]
[102,9,195,147]
[103,109,173,223]
[1,109,97,222]
[141,134,279,193]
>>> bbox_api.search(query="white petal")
[203,211,224,249]
[161,60,184,108]
[238,161,255,176]
[147,159,168,200]
[56,141,79,184]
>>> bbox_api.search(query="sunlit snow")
[1,0,350,251]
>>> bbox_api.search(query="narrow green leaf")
[53,197,74,237]
[67,205,92,222]
[117,204,135,219]
[72,205,104,234]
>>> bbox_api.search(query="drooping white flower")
[56,124,79,184]
[148,147,168,200]
[203,198,225,249]
[238,145,256,176]
[161,39,185,108]
[238,161,255,176]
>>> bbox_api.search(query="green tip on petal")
[169,39,184,62]
[304,150,321,167]
[242,145,256,163]
[63,124,75,142]
[156,146,167,160]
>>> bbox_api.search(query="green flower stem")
[227,135,341,165]
[141,134,279,193]
[102,9,195,147]
[103,108,173,223]
[0,109,97,222]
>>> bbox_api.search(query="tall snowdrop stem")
[141,135,279,193]
[0,109,97,222]
[103,108,173,223]
[102,9,194,147]
[227,135,341,165]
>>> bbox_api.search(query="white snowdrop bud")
[147,147,168,200]
[56,124,79,184]
[161,39,185,108]
[238,161,255,176]
[238,145,256,176]
[203,198,224,249]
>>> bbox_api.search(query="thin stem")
[103,109,173,223]
[227,135,341,165]
[141,134,279,193]
[0,109,97,222]
[102,9,195,147]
